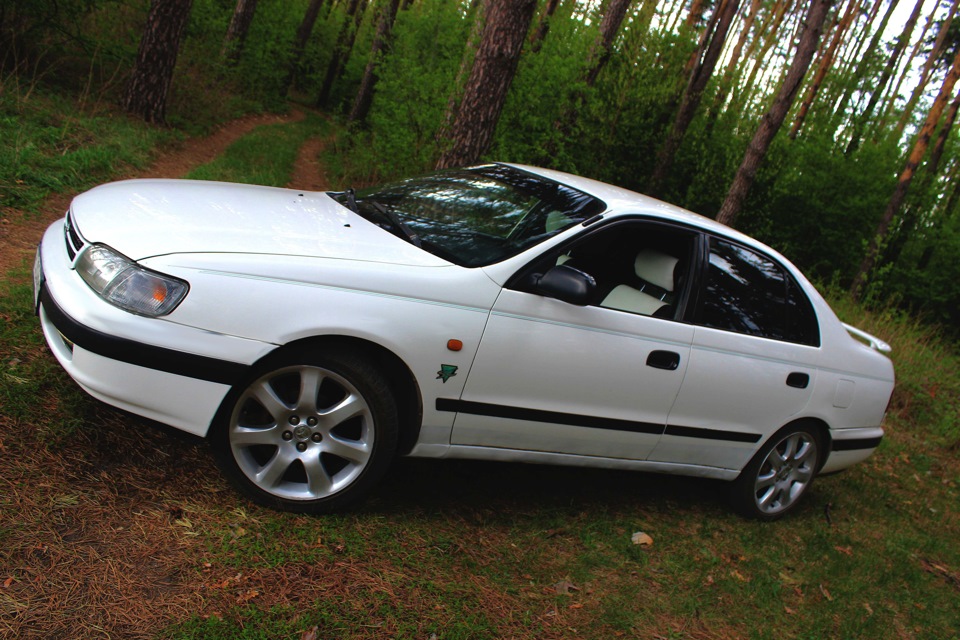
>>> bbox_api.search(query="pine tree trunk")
[828,0,890,132]
[648,0,740,197]
[221,0,258,66]
[435,0,537,169]
[283,0,325,95]
[789,0,856,139]
[349,0,402,123]
[317,0,367,107]
[439,0,488,138]
[529,0,560,53]
[584,0,633,87]
[704,0,762,135]
[850,47,960,300]
[123,0,194,125]
[895,0,959,137]
[845,0,921,155]
[878,8,933,130]
[716,0,832,227]
[731,0,794,111]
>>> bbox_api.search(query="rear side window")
[698,238,819,346]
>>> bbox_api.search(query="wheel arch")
[777,416,832,473]
[217,334,423,455]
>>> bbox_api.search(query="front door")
[447,220,699,461]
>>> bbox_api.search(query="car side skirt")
[420,444,740,481]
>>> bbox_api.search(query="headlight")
[76,244,188,317]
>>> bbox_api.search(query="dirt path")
[0,110,300,277]
[287,134,334,192]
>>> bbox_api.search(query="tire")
[729,422,823,521]
[210,348,398,514]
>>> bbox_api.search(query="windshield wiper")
[343,188,360,214]
[370,201,422,248]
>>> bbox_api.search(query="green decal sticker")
[437,364,458,383]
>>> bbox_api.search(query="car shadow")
[364,456,732,519]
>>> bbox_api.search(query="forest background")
[2,1,960,638]
[3,0,960,332]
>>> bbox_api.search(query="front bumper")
[35,221,272,437]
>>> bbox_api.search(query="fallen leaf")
[864,603,874,615]
[631,531,653,547]
[568,603,583,609]
[236,589,259,604]
[834,546,853,556]
[300,626,319,640]
[2,577,14,588]
[784,606,796,615]
[819,584,833,601]
[553,580,579,595]
[731,570,749,582]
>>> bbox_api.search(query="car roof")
[501,162,766,252]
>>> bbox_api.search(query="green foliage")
[334,0,477,184]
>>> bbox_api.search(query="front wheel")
[729,423,823,521]
[210,349,398,514]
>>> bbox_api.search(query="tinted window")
[699,239,819,346]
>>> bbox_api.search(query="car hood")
[69,179,449,266]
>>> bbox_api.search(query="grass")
[0,86,174,216]
[1,110,959,639]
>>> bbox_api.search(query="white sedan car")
[34,163,894,519]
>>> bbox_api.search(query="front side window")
[698,238,819,346]
[512,220,697,320]
[332,164,605,267]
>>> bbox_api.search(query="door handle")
[786,372,810,389]
[647,350,680,371]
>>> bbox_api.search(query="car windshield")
[332,164,606,267]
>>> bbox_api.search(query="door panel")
[449,290,694,460]
[649,325,818,470]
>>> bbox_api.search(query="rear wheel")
[210,349,398,513]
[730,423,822,521]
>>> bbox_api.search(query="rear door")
[650,237,821,470]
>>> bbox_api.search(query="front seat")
[601,249,678,316]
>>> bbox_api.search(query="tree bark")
[349,0,402,123]
[850,46,960,300]
[435,0,537,169]
[648,0,740,197]
[282,0,325,95]
[716,0,832,227]
[221,0,258,66]
[123,0,194,125]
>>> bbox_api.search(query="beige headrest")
[634,250,678,291]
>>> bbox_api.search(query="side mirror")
[535,264,596,306]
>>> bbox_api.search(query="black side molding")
[41,289,248,386]
[831,436,883,452]
[437,399,761,443]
